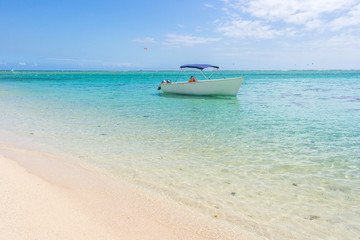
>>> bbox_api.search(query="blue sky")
[1,0,360,70]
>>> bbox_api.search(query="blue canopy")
[180,64,219,70]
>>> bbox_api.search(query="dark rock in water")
[143,115,149,118]
[306,215,320,220]
[231,192,236,196]
[100,133,107,136]
[225,182,231,184]
[97,125,101,127]
[292,183,298,186]
[30,132,34,135]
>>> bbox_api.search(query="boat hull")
[160,77,243,96]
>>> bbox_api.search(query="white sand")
[0,141,254,240]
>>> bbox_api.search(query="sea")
[0,70,359,239]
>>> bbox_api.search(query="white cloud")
[48,58,93,62]
[309,33,360,48]
[48,58,134,68]
[132,37,156,43]
[236,0,356,23]
[163,34,221,47]
[19,62,27,66]
[204,3,215,8]
[216,0,360,39]
[101,62,134,68]
[217,18,286,39]
[329,3,360,30]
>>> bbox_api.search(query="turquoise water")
[0,71,359,239]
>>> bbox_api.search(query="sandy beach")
[0,137,254,240]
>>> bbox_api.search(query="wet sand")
[0,140,254,240]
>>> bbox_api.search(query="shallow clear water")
[1,71,359,239]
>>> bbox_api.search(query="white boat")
[158,64,243,96]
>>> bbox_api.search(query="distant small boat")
[158,64,243,96]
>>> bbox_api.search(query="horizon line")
[1,69,360,72]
